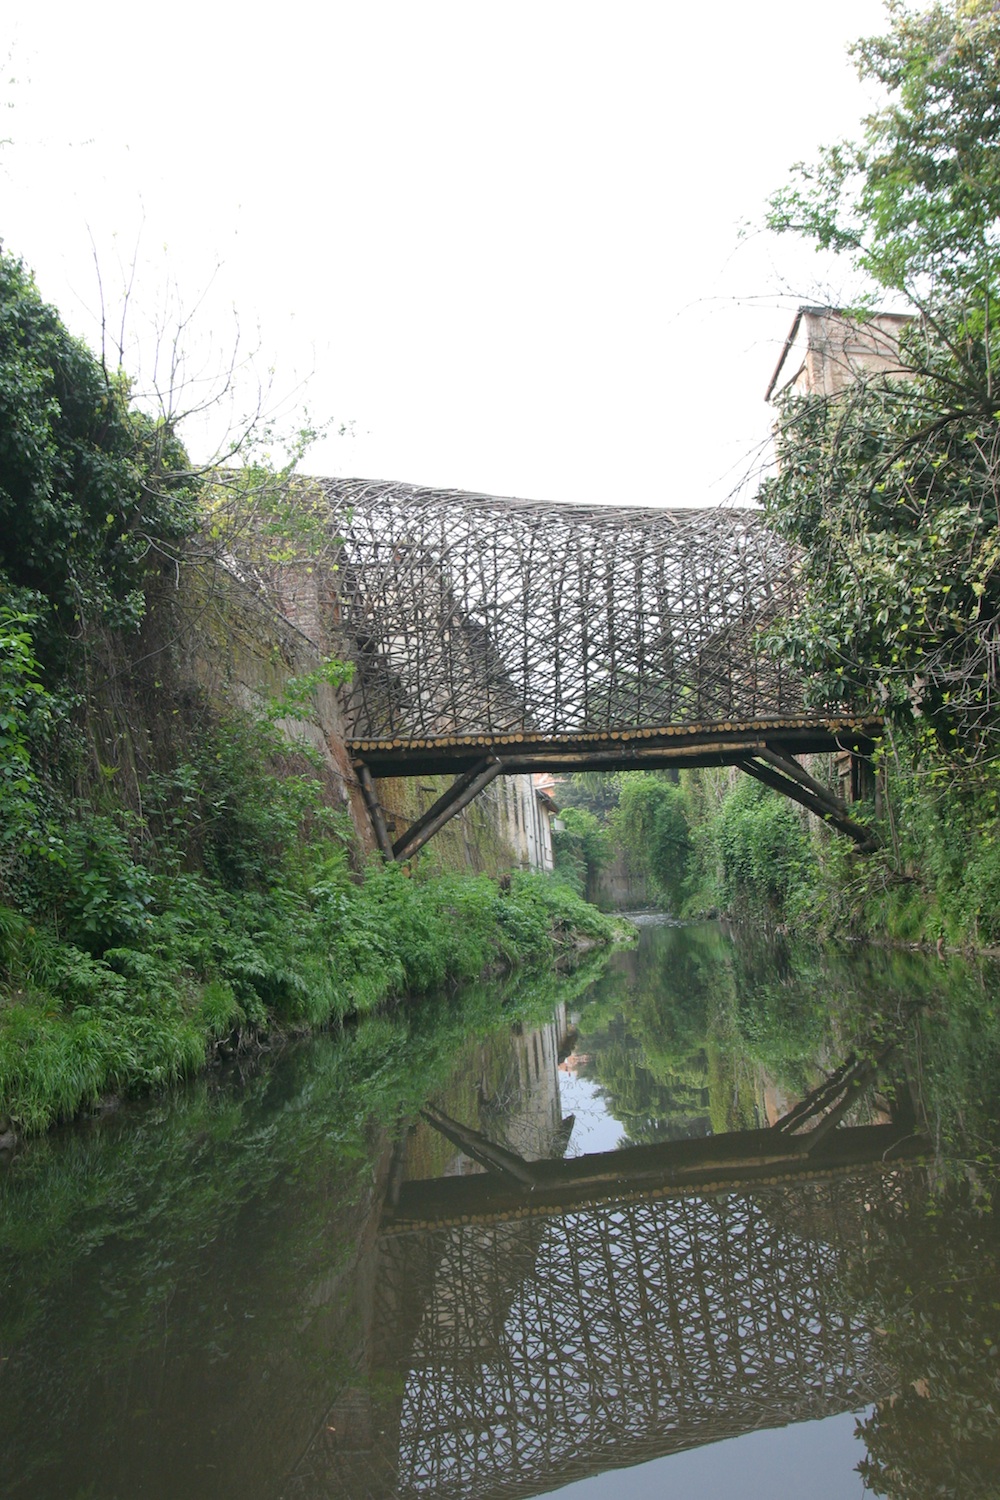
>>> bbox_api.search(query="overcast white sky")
[4,1,891,507]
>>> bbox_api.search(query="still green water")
[2,920,999,1499]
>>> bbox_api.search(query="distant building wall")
[767,306,912,403]
[490,775,555,874]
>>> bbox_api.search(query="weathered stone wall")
[168,553,368,840]
[591,850,657,912]
[168,551,532,874]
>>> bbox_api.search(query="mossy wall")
[167,552,524,875]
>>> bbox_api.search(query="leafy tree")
[553,771,620,819]
[770,0,1000,320]
[552,805,610,896]
[763,0,1000,756]
[0,250,196,667]
[612,773,692,910]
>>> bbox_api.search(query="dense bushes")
[555,751,1000,945]
[0,695,615,1135]
[0,252,196,664]
[611,775,692,911]
[710,777,818,923]
[552,806,610,896]
[0,832,616,1136]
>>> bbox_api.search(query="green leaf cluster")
[764,1,1000,758]
[552,805,611,896]
[611,774,693,911]
[0,251,196,664]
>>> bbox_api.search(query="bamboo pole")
[391,757,493,859]
[393,758,505,861]
[357,761,394,861]
[738,757,879,851]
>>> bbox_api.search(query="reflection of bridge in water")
[372,1174,907,1500]
[285,1082,927,1500]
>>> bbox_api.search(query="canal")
[2,918,999,1498]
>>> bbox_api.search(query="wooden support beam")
[761,744,868,823]
[738,754,879,851]
[391,757,493,858]
[392,757,505,861]
[357,761,394,861]
[495,740,769,770]
[802,1061,882,1152]
[772,1054,859,1134]
[421,1104,539,1187]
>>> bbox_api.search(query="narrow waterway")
[2,920,999,1499]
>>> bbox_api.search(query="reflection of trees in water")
[569,1023,711,1144]
[570,924,720,1142]
[6,924,1000,1500]
[572,920,1000,1159]
[850,1187,1000,1500]
[0,966,603,1500]
[306,928,1000,1500]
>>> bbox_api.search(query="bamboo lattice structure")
[326,480,839,746]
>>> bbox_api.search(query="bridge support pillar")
[357,761,394,860]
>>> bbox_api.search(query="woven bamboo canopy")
[327,479,878,771]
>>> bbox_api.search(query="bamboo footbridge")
[327,480,881,856]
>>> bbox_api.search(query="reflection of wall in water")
[486,1002,570,1162]
[406,1005,572,1183]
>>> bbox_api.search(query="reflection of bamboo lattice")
[329,480,808,744]
[297,1170,910,1500]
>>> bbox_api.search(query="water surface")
[2,921,999,1499]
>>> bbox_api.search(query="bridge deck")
[382,1121,925,1232]
[350,715,881,779]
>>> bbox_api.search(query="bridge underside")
[349,715,880,779]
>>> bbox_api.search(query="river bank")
[0,865,623,1144]
[557,747,1000,955]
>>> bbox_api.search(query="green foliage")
[0,250,196,662]
[552,806,611,896]
[264,656,355,722]
[202,466,341,568]
[667,738,1000,948]
[762,367,1000,751]
[612,774,692,911]
[0,609,60,874]
[822,739,1000,947]
[0,695,616,1135]
[554,771,621,819]
[0,247,617,1139]
[145,711,324,889]
[769,0,1000,314]
[710,777,819,922]
[764,1,1000,756]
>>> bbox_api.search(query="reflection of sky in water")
[557,1071,623,1155]
[537,1410,870,1500]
